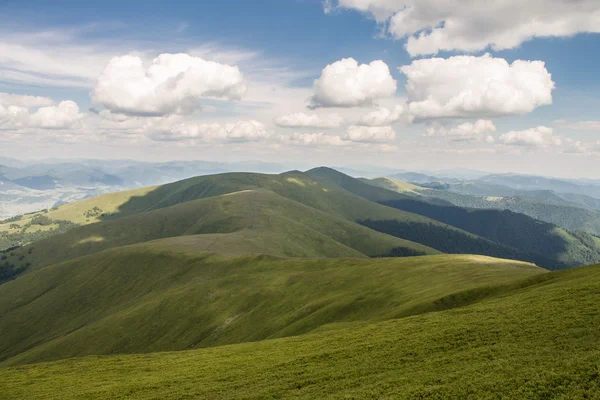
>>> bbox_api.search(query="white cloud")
[274,112,344,128]
[28,101,83,129]
[500,126,561,147]
[426,119,496,142]
[93,53,247,116]
[357,105,406,126]
[400,54,554,120]
[0,98,83,130]
[0,92,54,108]
[345,125,396,142]
[330,0,600,56]
[146,120,270,142]
[309,58,397,108]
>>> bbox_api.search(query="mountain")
[0,245,541,367]
[307,168,600,269]
[388,171,450,184]
[369,177,600,236]
[3,168,600,273]
[2,261,599,399]
[478,173,600,198]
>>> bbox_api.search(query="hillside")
[0,244,542,367]
[367,177,600,236]
[2,189,438,277]
[300,169,600,269]
[4,168,600,274]
[2,261,598,399]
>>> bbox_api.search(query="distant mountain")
[477,173,600,199]
[368,177,600,236]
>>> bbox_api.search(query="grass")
[12,189,438,272]
[364,176,425,194]
[1,262,598,399]
[0,246,541,367]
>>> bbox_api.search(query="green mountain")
[368,177,600,236]
[4,168,600,278]
[301,170,600,269]
[2,260,598,399]
[0,242,541,367]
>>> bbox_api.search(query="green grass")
[1,262,598,399]
[363,176,425,194]
[13,189,438,272]
[0,246,541,367]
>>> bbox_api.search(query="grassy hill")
[3,168,600,275]
[3,189,437,276]
[0,245,541,367]
[2,261,599,399]
[368,177,600,236]
[301,170,600,269]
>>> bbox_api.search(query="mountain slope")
[304,168,600,269]
[0,245,541,367]
[6,189,437,274]
[368,177,600,236]
[2,261,598,399]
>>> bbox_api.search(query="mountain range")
[1,166,600,398]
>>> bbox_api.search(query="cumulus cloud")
[273,112,344,128]
[0,99,83,130]
[345,125,396,142]
[400,54,554,120]
[330,0,600,56]
[146,120,270,142]
[500,126,561,147]
[426,119,496,142]
[309,58,397,108]
[357,105,406,126]
[93,53,247,116]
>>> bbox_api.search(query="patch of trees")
[84,207,105,218]
[375,247,428,258]
[31,215,53,226]
[359,219,568,270]
[379,200,572,259]
[421,190,600,236]
[0,220,79,251]
[0,260,28,284]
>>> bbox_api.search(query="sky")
[1,0,600,178]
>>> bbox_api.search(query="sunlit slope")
[0,247,541,367]
[3,263,599,399]
[364,177,427,194]
[13,189,438,272]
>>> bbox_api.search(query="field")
[1,263,598,399]
[0,247,541,366]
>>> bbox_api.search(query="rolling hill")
[3,168,600,276]
[0,244,542,367]
[368,176,600,236]
[306,168,600,269]
[1,259,598,399]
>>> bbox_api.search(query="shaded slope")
[0,246,541,367]
[379,199,600,269]
[13,189,438,272]
[307,168,600,269]
[2,262,599,399]
[368,177,600,236]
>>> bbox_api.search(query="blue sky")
[1,0,600,177]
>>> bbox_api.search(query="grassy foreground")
[0,249,540,366]
[1,263,598,399]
